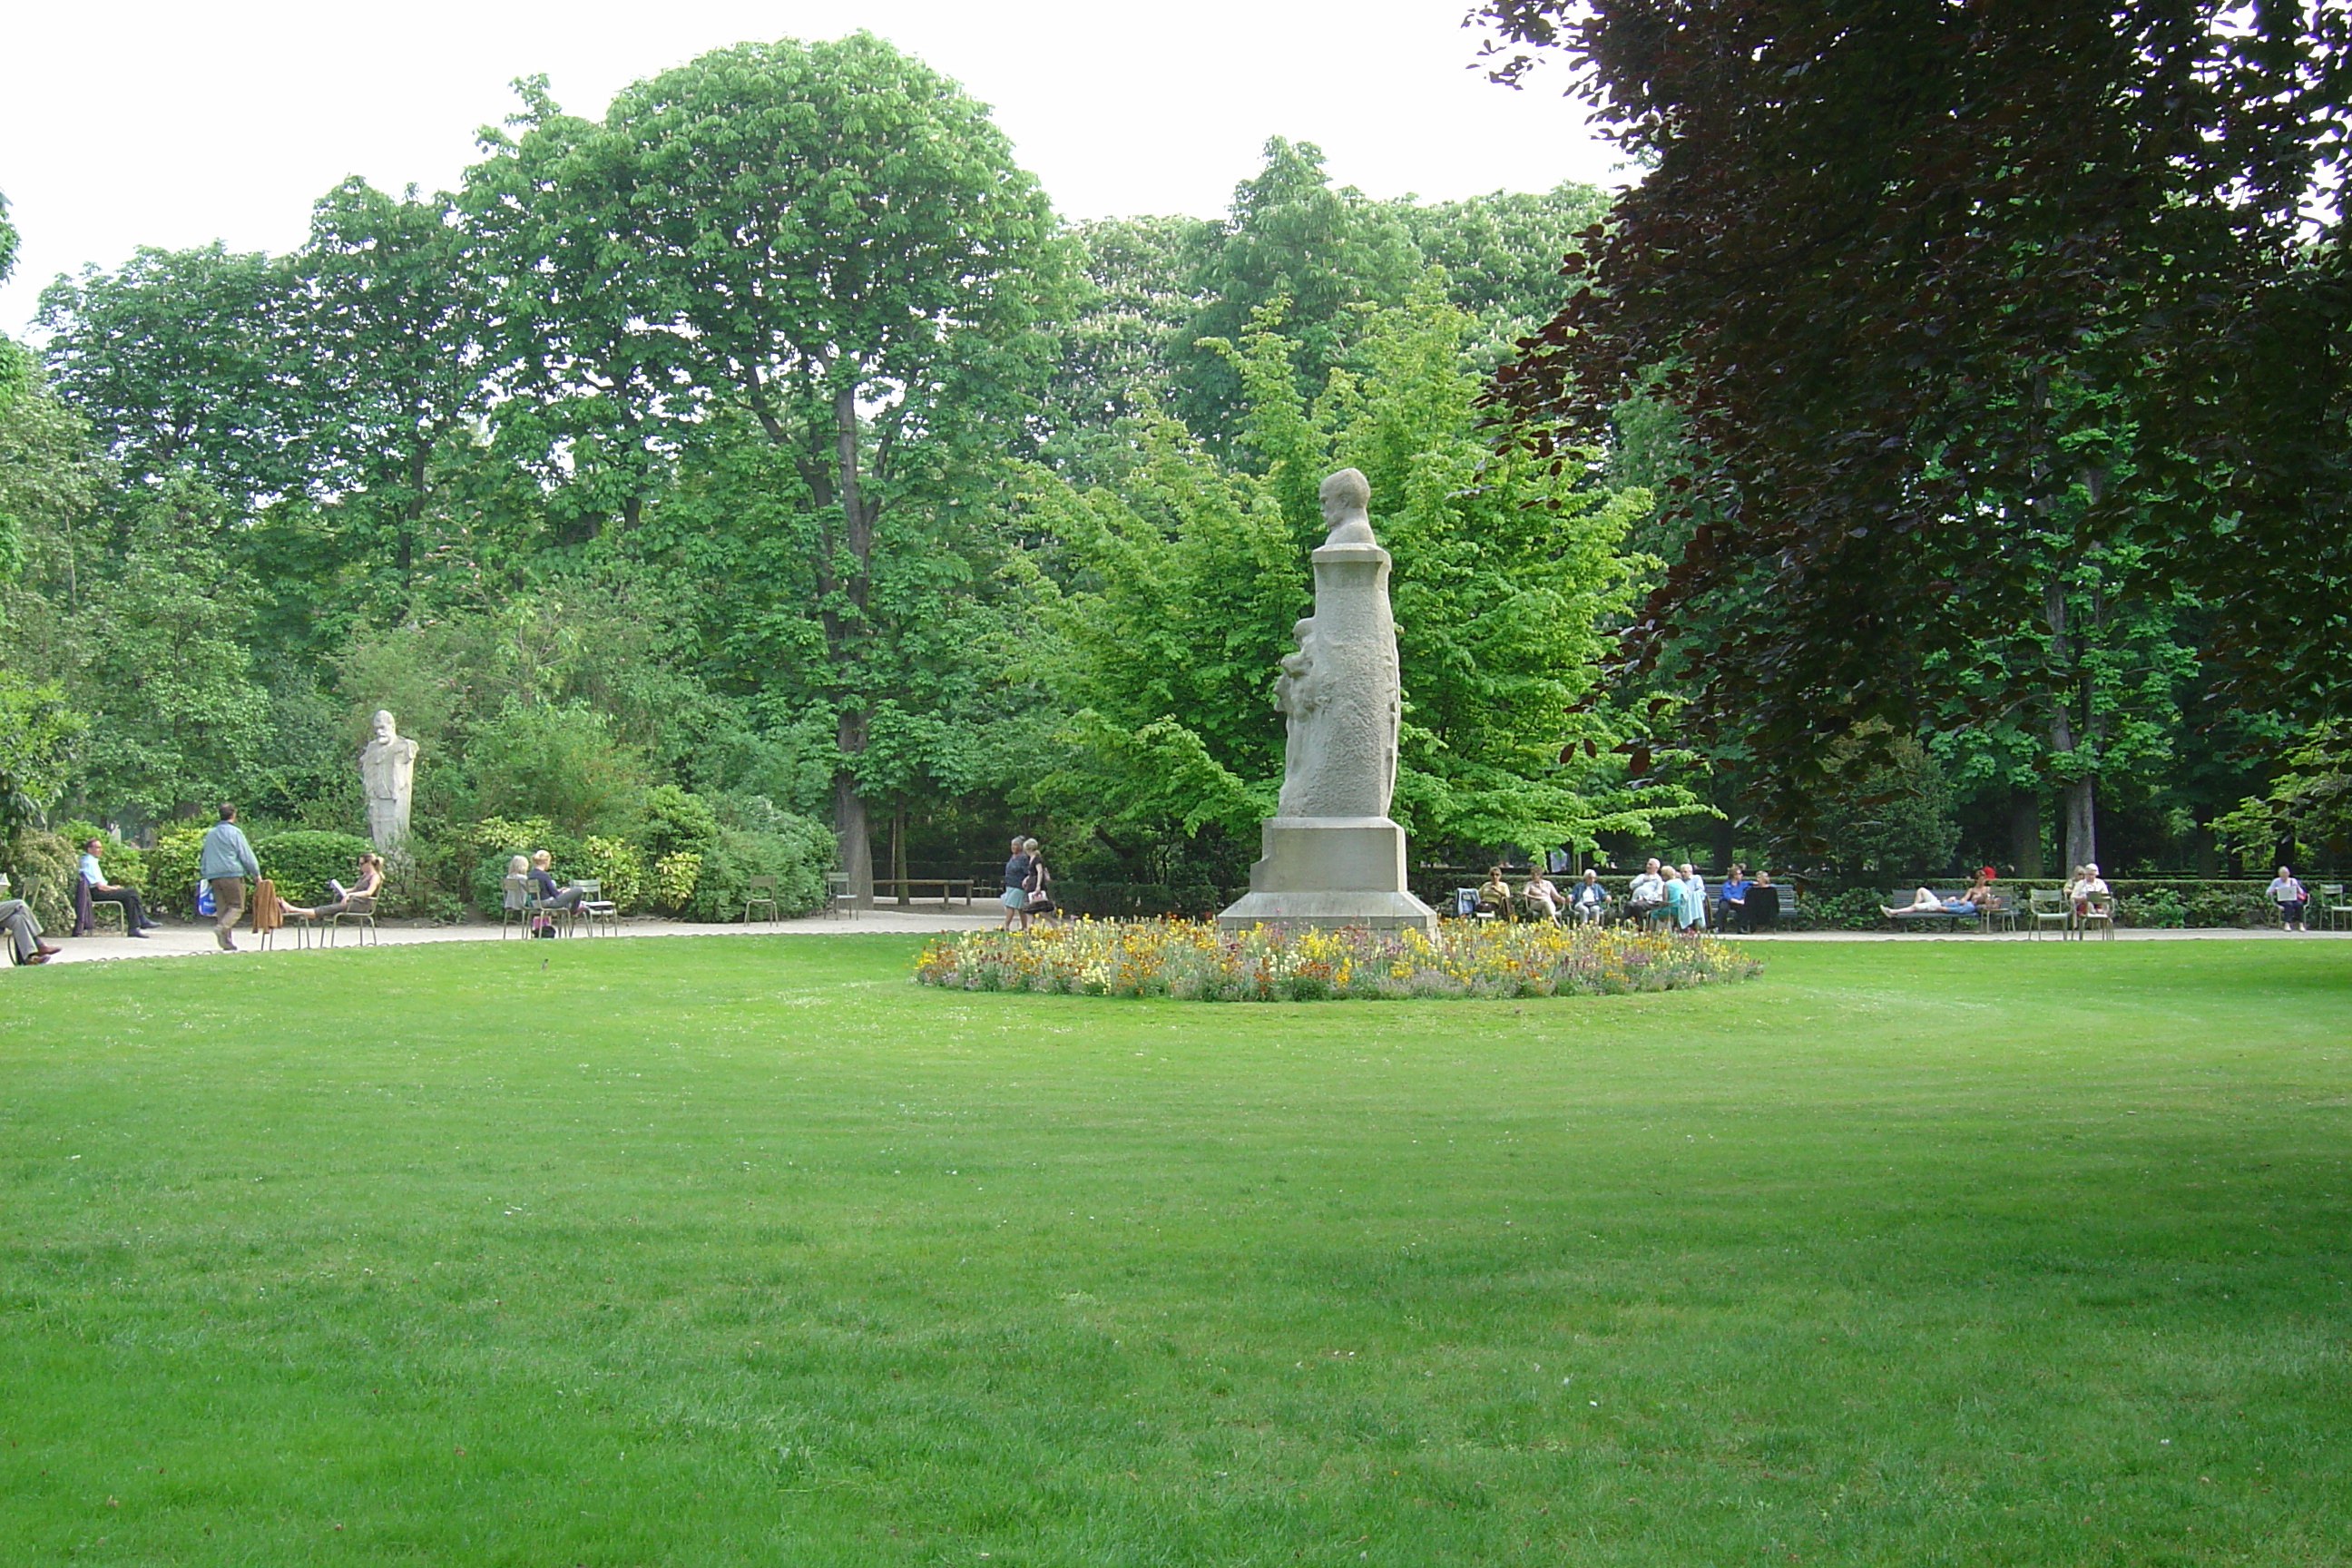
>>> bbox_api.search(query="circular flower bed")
[915,919,1760,1002]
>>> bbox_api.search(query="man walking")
[200,803,261,951]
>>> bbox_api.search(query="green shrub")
[143,826,207,919]
[650,851,702,913]
[640,785,720,859]
[465,816,566,916]
[2119,889,2188,929]
[576,835,646,911]
[466,701,648,834]
[461,819,649,914]
[3,830,75,927]
[1799,887,1886,931]
[684,816,833,923]
[253,830,378,906]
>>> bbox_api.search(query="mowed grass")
[0,936,2347,1566]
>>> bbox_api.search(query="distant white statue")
[358,710,419,850]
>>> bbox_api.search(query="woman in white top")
[2066,863,2112,919]
[1520,870,1564,923]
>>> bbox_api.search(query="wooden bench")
[873,877,975,908]
[1886,892,2010,932]
[1710,887,1795,931]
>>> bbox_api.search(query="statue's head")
[1318,468,1376,544]
[371,710,396,740]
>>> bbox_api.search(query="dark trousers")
[89,886,146,929]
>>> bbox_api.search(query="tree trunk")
[2008,789,2043,877]
[835,709,873,908]
[826,382,877,909]
[892,799,909,907]
[835,777,873,909]
[2063,777,2097,874]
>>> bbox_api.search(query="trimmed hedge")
[142,828,206,919]
[1396,872,2302,931]
[1049,882,1228,920]
[253,830,378,907]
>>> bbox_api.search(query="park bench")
[872,877,975,908]
[1884,892,2017,933]
[1885,891,1989,931]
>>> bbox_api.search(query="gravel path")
[24,908,2343,965]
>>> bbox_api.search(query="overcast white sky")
[0,0,1620,335]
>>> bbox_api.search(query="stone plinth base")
[1215,817,1438,933]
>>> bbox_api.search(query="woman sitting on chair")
[1475,867,1514,918]
[1520,868,1565,923]
[282,852,385,920]
[1883,876,1993,919]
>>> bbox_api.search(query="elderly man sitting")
[3,897,63,965]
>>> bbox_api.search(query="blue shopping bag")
[195,881,216,917]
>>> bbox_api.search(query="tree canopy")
[1475,0,2352,828]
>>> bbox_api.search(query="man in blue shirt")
[78,838,155,937]
[198,803,261,951]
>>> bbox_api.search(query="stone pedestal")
[1215,816,1438,933]
[1213,466,1437,935]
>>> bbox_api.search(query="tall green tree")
[1475,0,2352,789]
[464,77,685,543]
[0,189,18,289]
[483,35,1066,898]
[1027,283,1693,865]
[37,243,301,517]
[1038,215,1201,485]
[63,477,275,819]
[1171,138,1421,450]
[286,177,493,586]
[1396,182,1611,367]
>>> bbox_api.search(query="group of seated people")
[1879,864,2110,923]
[507,849,587,936]
[54,840,383,947]
[1466,858,1781,932]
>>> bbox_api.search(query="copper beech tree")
[1473,0,2352,864]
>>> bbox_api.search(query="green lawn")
[1,936,2346,1565]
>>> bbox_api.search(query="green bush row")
[12,825,377,921]
[457,796,833,922]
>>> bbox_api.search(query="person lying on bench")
[1883,877,1993,919]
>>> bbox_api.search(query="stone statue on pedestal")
[358,710,418,850]
[1217,470,1438,933]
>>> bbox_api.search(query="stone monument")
[1216,469,1439,933]
[358,710,419,851]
